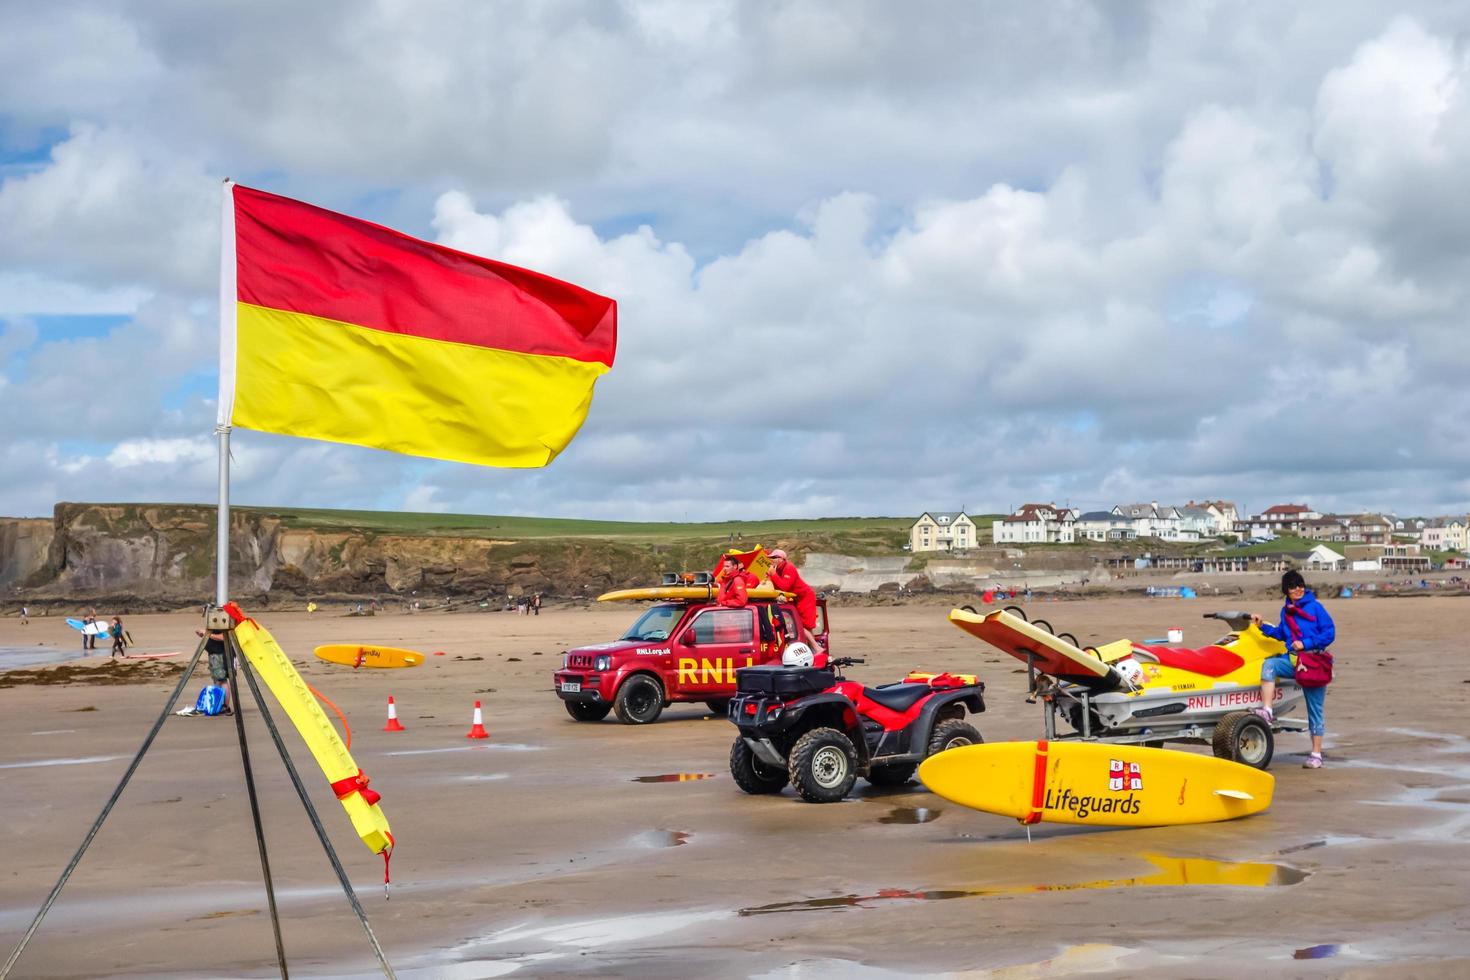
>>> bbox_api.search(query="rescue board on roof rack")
[597,585,794,602]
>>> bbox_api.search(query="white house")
[1304,544,1347,571]
[1171,505,1220,541]
[909,511,977,553]
[993,503,1077,544]
[1074,511,1137,542]
[1420,518,1468,552]
[1111,503,1182,540]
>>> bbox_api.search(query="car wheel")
[927,719,983,756]
[564,700,611,722]
[729,738,788,794]
[866,762,918,787]
[1212,711,1274,769]
[789,727,858,803]
[613,675,665,725]
[705,698,732,716]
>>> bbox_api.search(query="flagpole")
[217,426,229,605]
[217,179,237,606]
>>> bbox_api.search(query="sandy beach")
[2,595,1468,978]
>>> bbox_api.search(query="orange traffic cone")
[466,700,489,739]
[383,696,406,732]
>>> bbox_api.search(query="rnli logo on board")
[1108,759,1143,792]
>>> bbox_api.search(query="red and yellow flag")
[217,183,616,467]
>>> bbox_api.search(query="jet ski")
[949,606,1306,770]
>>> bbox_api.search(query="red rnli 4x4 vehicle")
[553,585,829,724]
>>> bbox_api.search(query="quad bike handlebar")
[1202,611,1254,632]
[827,656,866,669]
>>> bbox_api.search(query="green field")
[237,505,912,553]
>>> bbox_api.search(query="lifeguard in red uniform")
[767,549,817,631]
[715,554,757,608]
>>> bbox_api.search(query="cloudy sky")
[2,1,1468,522]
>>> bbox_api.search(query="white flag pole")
[216,179,238,607]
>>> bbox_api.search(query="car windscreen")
[620,603,683,642]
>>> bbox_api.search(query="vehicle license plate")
[561,682,582,693]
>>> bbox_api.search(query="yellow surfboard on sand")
[233,615,392,854]
[314,644,425,669]
[919,741,1273,827]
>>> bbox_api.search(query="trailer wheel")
[730,738,787,794]
[1212,711,1274,769]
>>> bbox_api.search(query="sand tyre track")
[565,701,612,722]
[614,674,665,724]
[866,762,917,787]
[789,727,858,803]
[1212,710,1274,769]
[928,719,983,755]
[730,738,789,794]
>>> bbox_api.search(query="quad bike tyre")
[564,701,611,722]
[928,719,983,756]
[705,698,732,716]
[613,674,665,725]
[789,727,859,803]
[865,762,918,787]
[729,738,788,794]
[1211,710,1274,770]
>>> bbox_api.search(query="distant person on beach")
[716,555,757,608]
[195,624,232,714]
[110,617,127,658]
[532,593,542,616]
[19,606,27,625]
[1251,569,1334,769]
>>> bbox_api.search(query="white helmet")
[782,642,814,668]
[1115,658,1144,690]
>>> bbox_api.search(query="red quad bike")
[728,658,986,803]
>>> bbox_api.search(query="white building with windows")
[909,512,978,553]
[993,504,1077,544]
[1420,518,1468,552]
[1074,511,1137,541]
[1111,503,1183,540]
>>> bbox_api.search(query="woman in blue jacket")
[1251,569,1334,768]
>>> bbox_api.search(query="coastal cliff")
[0,503,711,603]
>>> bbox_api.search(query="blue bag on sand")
[194,685,228,716]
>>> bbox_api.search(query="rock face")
[1,503,679,602]
[0,518,53,587]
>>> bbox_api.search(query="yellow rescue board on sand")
[598,585,793,602]
[235,617,393,854]
[919,740,1273,827]
[314,644,425,669]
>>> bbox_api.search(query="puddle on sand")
[632,773,716,783]
[383,743,541,757]
[880,806,941,825]
[0,754,126,770]
[1294,944,1341,959]
[30,729,77,735]
[632,830,691,848]
[738,853,1307,916]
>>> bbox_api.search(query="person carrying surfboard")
[1251,570,1334,769]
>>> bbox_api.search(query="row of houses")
[990,501,1242,546]
[911,502,1470,554]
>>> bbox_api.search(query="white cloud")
[0,4,1468,521]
